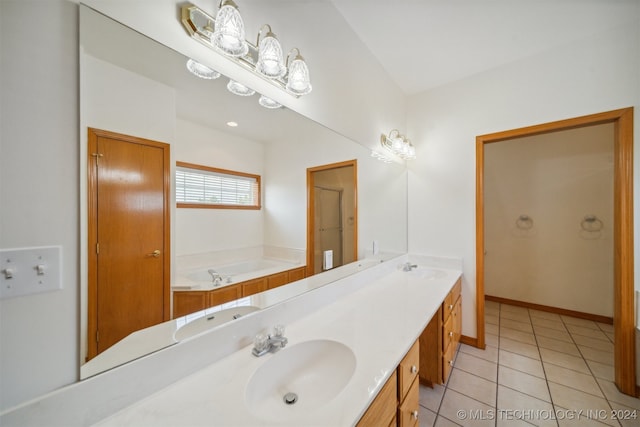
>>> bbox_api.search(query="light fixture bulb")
[212,0,249,57]
[256,26,286,78]
[227,79,255,96]
[285,51,312,95]
[258,95,282,109]
[186,59,221,80]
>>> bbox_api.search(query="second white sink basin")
[245,339,356,421]
[408,267,448,280]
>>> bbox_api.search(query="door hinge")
[96,243,99,254]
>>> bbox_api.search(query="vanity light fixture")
[181,3,312,98]
[227,79,255,96]
[212,0,248,57]
[380,129,416,160]
[285,48,312,95]
[256,25,286,78]
[258,95,282,109]
[186,58,221,80]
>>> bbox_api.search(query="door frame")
[306,160,358,275]
[475,108,635,395]
[87,128,171,360]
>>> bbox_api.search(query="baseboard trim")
[460,335,479,348]
[485,295,613,325]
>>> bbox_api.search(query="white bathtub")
[175,258,301,290]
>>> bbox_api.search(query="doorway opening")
[475,108,635,395]
[307,160,358,275]
[87,128,171,360]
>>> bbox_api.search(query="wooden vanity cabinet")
[172,266,307,318]
[357,340,420,427]
[419,278,462,386]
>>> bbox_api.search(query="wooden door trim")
[475,107,635,395]
[306,160,358,275]
[87,128,171,360]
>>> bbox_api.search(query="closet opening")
[475,108,635,395]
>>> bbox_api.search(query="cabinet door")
[398,377,420,427]
[398,341,419,402]
[173,291,206,318]
[267,272,288,290]
[357,371,397,427]
[208,285,240,308]
[241,277,267,297]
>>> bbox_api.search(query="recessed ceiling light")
[226,121,238,127]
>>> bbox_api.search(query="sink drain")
[283,392,298,405]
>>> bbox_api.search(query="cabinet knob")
[449,360,454,366]
[449,331,453,337]
[448,304,453,310]
[148,249,161,258]
[410,365,418,374]
[412,410,419,420]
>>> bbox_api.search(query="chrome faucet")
[207,269,222,285]
[402,262,418,272]
[252,325,288,357]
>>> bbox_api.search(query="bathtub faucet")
[207,269,222,285]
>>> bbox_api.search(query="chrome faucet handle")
[253,333,269,354]
[273,324,285,338]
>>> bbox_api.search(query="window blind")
[176,165,259,207]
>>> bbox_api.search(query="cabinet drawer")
[443,278,461,318]
[357,371,397,427]
[398,377,420,427]
[443,312,455,350]
[398,340,419,402]
[442,337,457,382]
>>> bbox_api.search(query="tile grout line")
[558,313,622,427]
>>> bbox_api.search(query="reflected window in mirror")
[176,161,261,209]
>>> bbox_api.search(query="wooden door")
[88,128,170,359]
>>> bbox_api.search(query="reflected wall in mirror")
[79,5,407,378]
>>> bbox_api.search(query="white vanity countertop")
[94,265,462,426]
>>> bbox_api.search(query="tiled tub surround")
[418,300,640,427]
[0,254,461,426]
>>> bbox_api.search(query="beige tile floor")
[418,301,640,426]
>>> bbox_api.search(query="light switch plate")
[0,246,62,299]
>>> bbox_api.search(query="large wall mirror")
[79,5,408,378]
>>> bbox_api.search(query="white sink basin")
[245,339,356,421]
[408,267,448,280]
[174,306,260,341]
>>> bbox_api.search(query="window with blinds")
[176,161,261,209]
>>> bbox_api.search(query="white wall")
[484,124,614,317]
[0,0,79,411]
[407,14,640,338]
[174,118,264,256]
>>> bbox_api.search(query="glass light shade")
[212,1,248,57]
[258,95,282,109]
[186,59,220,80]
[256,35,286,78]
[227,79,255,96]
[286,57,312,95]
